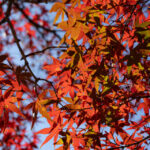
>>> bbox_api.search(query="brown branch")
[37,78,70,111]
[119,95,150,106]
[119,0,140,41]
[7,19,67,111]
[7,18,66,118]
[13,0,56,3]
[7,18,37,81]
[0,0,13,25]
[23,46,68,59]
[120,0,149,40]
[0,87,24,92]
[14,2,63,40]
[108,135,150,149]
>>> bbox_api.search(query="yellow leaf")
[112,105,118,110]
[127,65,132,74]
[63,97,73,104]
[107,111,111,116]
[66,134,71,144]
[50,2,65,13]
[58,34,66,46]
[136,21,150,28]
[139,49,150,55]
[55,138,63,145]
[36,102,51,120]
[106,117,112,125]
[71,28,80,40]
[39,99,57,105]
[104,75,108,83]
[138,62,144,70]
[101,86,111,95]
[64,104,80,110]
[57,21,68,30]
[61,11,65,22]
[54,10,62,24]
[95,77,100,93]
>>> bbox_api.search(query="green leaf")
[137,30,150,39]
[101,86,111,95]
[136,21,150,28]
[127,65,132,74]
[138,62,144,70]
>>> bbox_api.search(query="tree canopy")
[0,0,150,149]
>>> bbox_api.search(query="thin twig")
[108,135,150,149]
[23,46,68,59]
[37,78,70,111]
[14,2,63,40]
[7,18,37,81]
[0,0,13,25]
[13,0,56,3]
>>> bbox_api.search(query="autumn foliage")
[0,0,150,149]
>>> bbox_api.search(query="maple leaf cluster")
[0,0,150,149]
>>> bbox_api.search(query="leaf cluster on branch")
[0,0,150,149]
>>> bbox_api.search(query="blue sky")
[3,44,55,150]
[1,1,150,149]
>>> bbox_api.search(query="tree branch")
[14,2,63,40]
[13,0,56,3]
[0,0,13,25]
[7,18,37,81]
[22,46,68,59]
[108,135,150,149]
